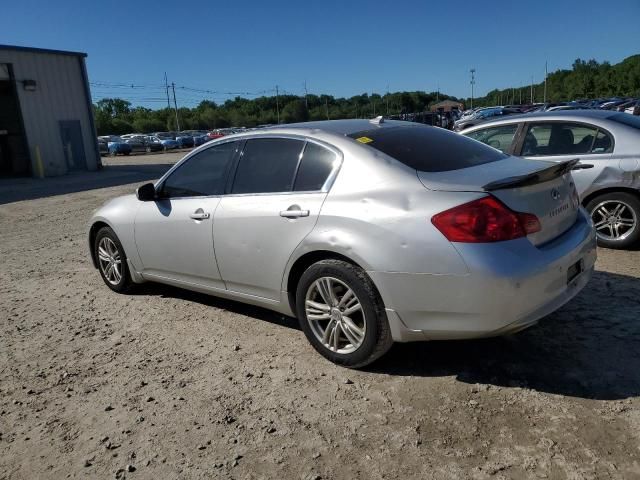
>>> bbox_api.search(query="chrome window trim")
[153,134,343,201]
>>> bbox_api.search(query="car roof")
[258,119,419,137]
[466,109,616,128]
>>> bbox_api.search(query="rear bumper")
[371,208,597,342]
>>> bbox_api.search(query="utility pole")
[470,69,476,109]
[530,76,534,103]
[386,84,390,115]
[519,85,522,104]
[164,72,171,111]
[303,80,308,109]
[171,82,180,131]
[275,85,280,124]
[544,61,548,104]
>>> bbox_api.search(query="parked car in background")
[123,136,147,154]
[99,136,132,156]
[98,138,109,156]
[453,107,522,131]
[88,119,595,368]
[175,133,195,149]
[207,130,227,140]
[462,110,640,248]
[141,136,165,152]
[180,131,209,147]
[124,135,164,153]
[622,100,640,115]
[149,135,179,151]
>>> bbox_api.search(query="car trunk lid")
[418,157,580,246]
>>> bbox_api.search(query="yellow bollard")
[34,145,45,178]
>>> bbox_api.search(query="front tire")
[94,226,133,293]
[295,260,393,368]
[586,192,640,249]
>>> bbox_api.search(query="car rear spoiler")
[482,159,580,191]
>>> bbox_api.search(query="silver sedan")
[462,110,640,249]
[88,119,596,368]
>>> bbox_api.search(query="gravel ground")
[1,156,639,479]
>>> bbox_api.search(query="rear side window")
[232,138,304,194]
[522,122,610,156]
[160,141,237,198]
[348,125,506,172]
[293,142,337,191]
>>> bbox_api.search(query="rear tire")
[586,192,640,249]
[295,259,393,368]
[94,226,133,293]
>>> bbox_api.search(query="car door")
[515,121,614,196]
[134,140,239,289]
[214,137,340,300]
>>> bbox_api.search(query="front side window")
[465,124,519,153]
[293,142,338,191]
[232,138,304,194]
[522,122,604,156]
[160,141,237,198]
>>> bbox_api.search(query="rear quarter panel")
[283,143,473,285]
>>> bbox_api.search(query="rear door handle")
[280,207,310,218]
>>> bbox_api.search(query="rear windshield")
[348,125,506,172]
[609,113,640,130]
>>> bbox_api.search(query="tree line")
[93,55,639,135]
[92,91,460,135]
[472,55,640,107]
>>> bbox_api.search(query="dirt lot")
[1,155,639,479]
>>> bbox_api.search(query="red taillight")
[431,196,540,243]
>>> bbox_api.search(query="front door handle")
[572,163,594,170]
[280,205,310,218]
[190,209,210,220]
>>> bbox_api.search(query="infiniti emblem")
[551,188,561,200]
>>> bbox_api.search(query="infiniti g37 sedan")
[462,110,640,249]
[88,119,596,368]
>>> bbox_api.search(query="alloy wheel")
[97,237,123,286]
[305,277,366,354]
[591,200,637,242]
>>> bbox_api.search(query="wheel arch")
[88,221,110,268]
[582,187,640,209]
[285,250,370,314]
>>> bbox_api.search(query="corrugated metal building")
[0,45,100,178]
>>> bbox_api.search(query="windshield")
[348,125,506,172]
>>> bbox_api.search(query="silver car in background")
[88,119,596,368]
[462,110,640,249]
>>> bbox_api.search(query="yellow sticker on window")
[355,136,373,144]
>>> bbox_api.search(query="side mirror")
[136,182,156,201]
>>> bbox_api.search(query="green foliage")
[110,118,133,135]
[470,55,640,106]
[92,55,639,134]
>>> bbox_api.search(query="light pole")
[544,61,548,104]
[470,69,476,109]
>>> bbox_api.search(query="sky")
[3,0,639,108]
